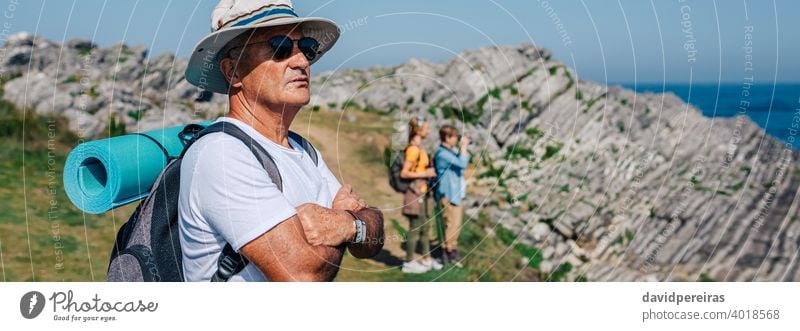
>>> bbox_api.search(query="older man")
[179,0,383,281]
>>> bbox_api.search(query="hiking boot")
[422,258,443,270]
[447,250,463,267]
[402,260,430,274]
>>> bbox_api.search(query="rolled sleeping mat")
[63,121,213,214]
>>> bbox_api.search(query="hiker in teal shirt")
[433,125,471,264]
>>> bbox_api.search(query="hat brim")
[185,16,340,94]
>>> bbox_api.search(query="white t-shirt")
[178,117,341,281]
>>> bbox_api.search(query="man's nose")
[287,45,309,71]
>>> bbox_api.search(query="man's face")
[446,133,458,146]
[223,25,311,109]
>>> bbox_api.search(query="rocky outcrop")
[3,33,798,281]
[309,44,800,282]
[0,32,225,137]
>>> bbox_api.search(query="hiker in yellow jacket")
[399,116,442,273]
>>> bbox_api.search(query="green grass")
[584,97,600,113]
[107,113,127,137]
[521,100,532,111]
[441,105,454,118]
[400,266,474,281]
[0,100,132,281]
[341,100,360,110]
[439,104,482,126]
[427,106,437,116]
[87,86,100,100]
[547,262,572,282]
[488,87,501,100]
[495,227,542,269]
[563,69,574,91]
[62,74,80,84]
[478,163,504,179]
[727,181,745,191]
[526,127,545,139]
[476,94,489,113]
[542,144,562,161]
[698,273,715,282]
[127,110,144,122]
[505,145,534,160]
[338,210,540,282]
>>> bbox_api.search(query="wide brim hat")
[185,0,340,94]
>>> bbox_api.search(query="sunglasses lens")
[268,36,294,60]
[298,37,320,61]
[267,36,320,61]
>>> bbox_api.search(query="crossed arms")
[239,184,384,281]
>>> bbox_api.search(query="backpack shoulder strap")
[182,122,284,191]
[288,130,319,166]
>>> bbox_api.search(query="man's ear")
[219,57,244,89]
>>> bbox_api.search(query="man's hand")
[296,203,356,247]
[332,184,367,211]
[460,136,471,153]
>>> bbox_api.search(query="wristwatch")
[347,210,366,244]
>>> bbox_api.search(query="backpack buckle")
[211,244,248,282]
[178,123,206,146]
[214,254,240,280]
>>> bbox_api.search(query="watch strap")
[346,210,366,244]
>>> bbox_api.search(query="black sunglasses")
[229,35,321,62]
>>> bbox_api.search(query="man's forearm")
[241,215,344,282]
[347,207,384,259]
[288,244,344,281]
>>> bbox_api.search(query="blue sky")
[8,0,800,83]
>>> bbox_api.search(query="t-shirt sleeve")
[193,135,297,251]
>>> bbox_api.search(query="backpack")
[389,146,421,193]
[106,121,318,282]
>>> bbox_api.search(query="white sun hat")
[185,0,340,94]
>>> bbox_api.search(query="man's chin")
[282,92,310,106]
[280,98,310,109]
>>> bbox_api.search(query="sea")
[621,83,800,146]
